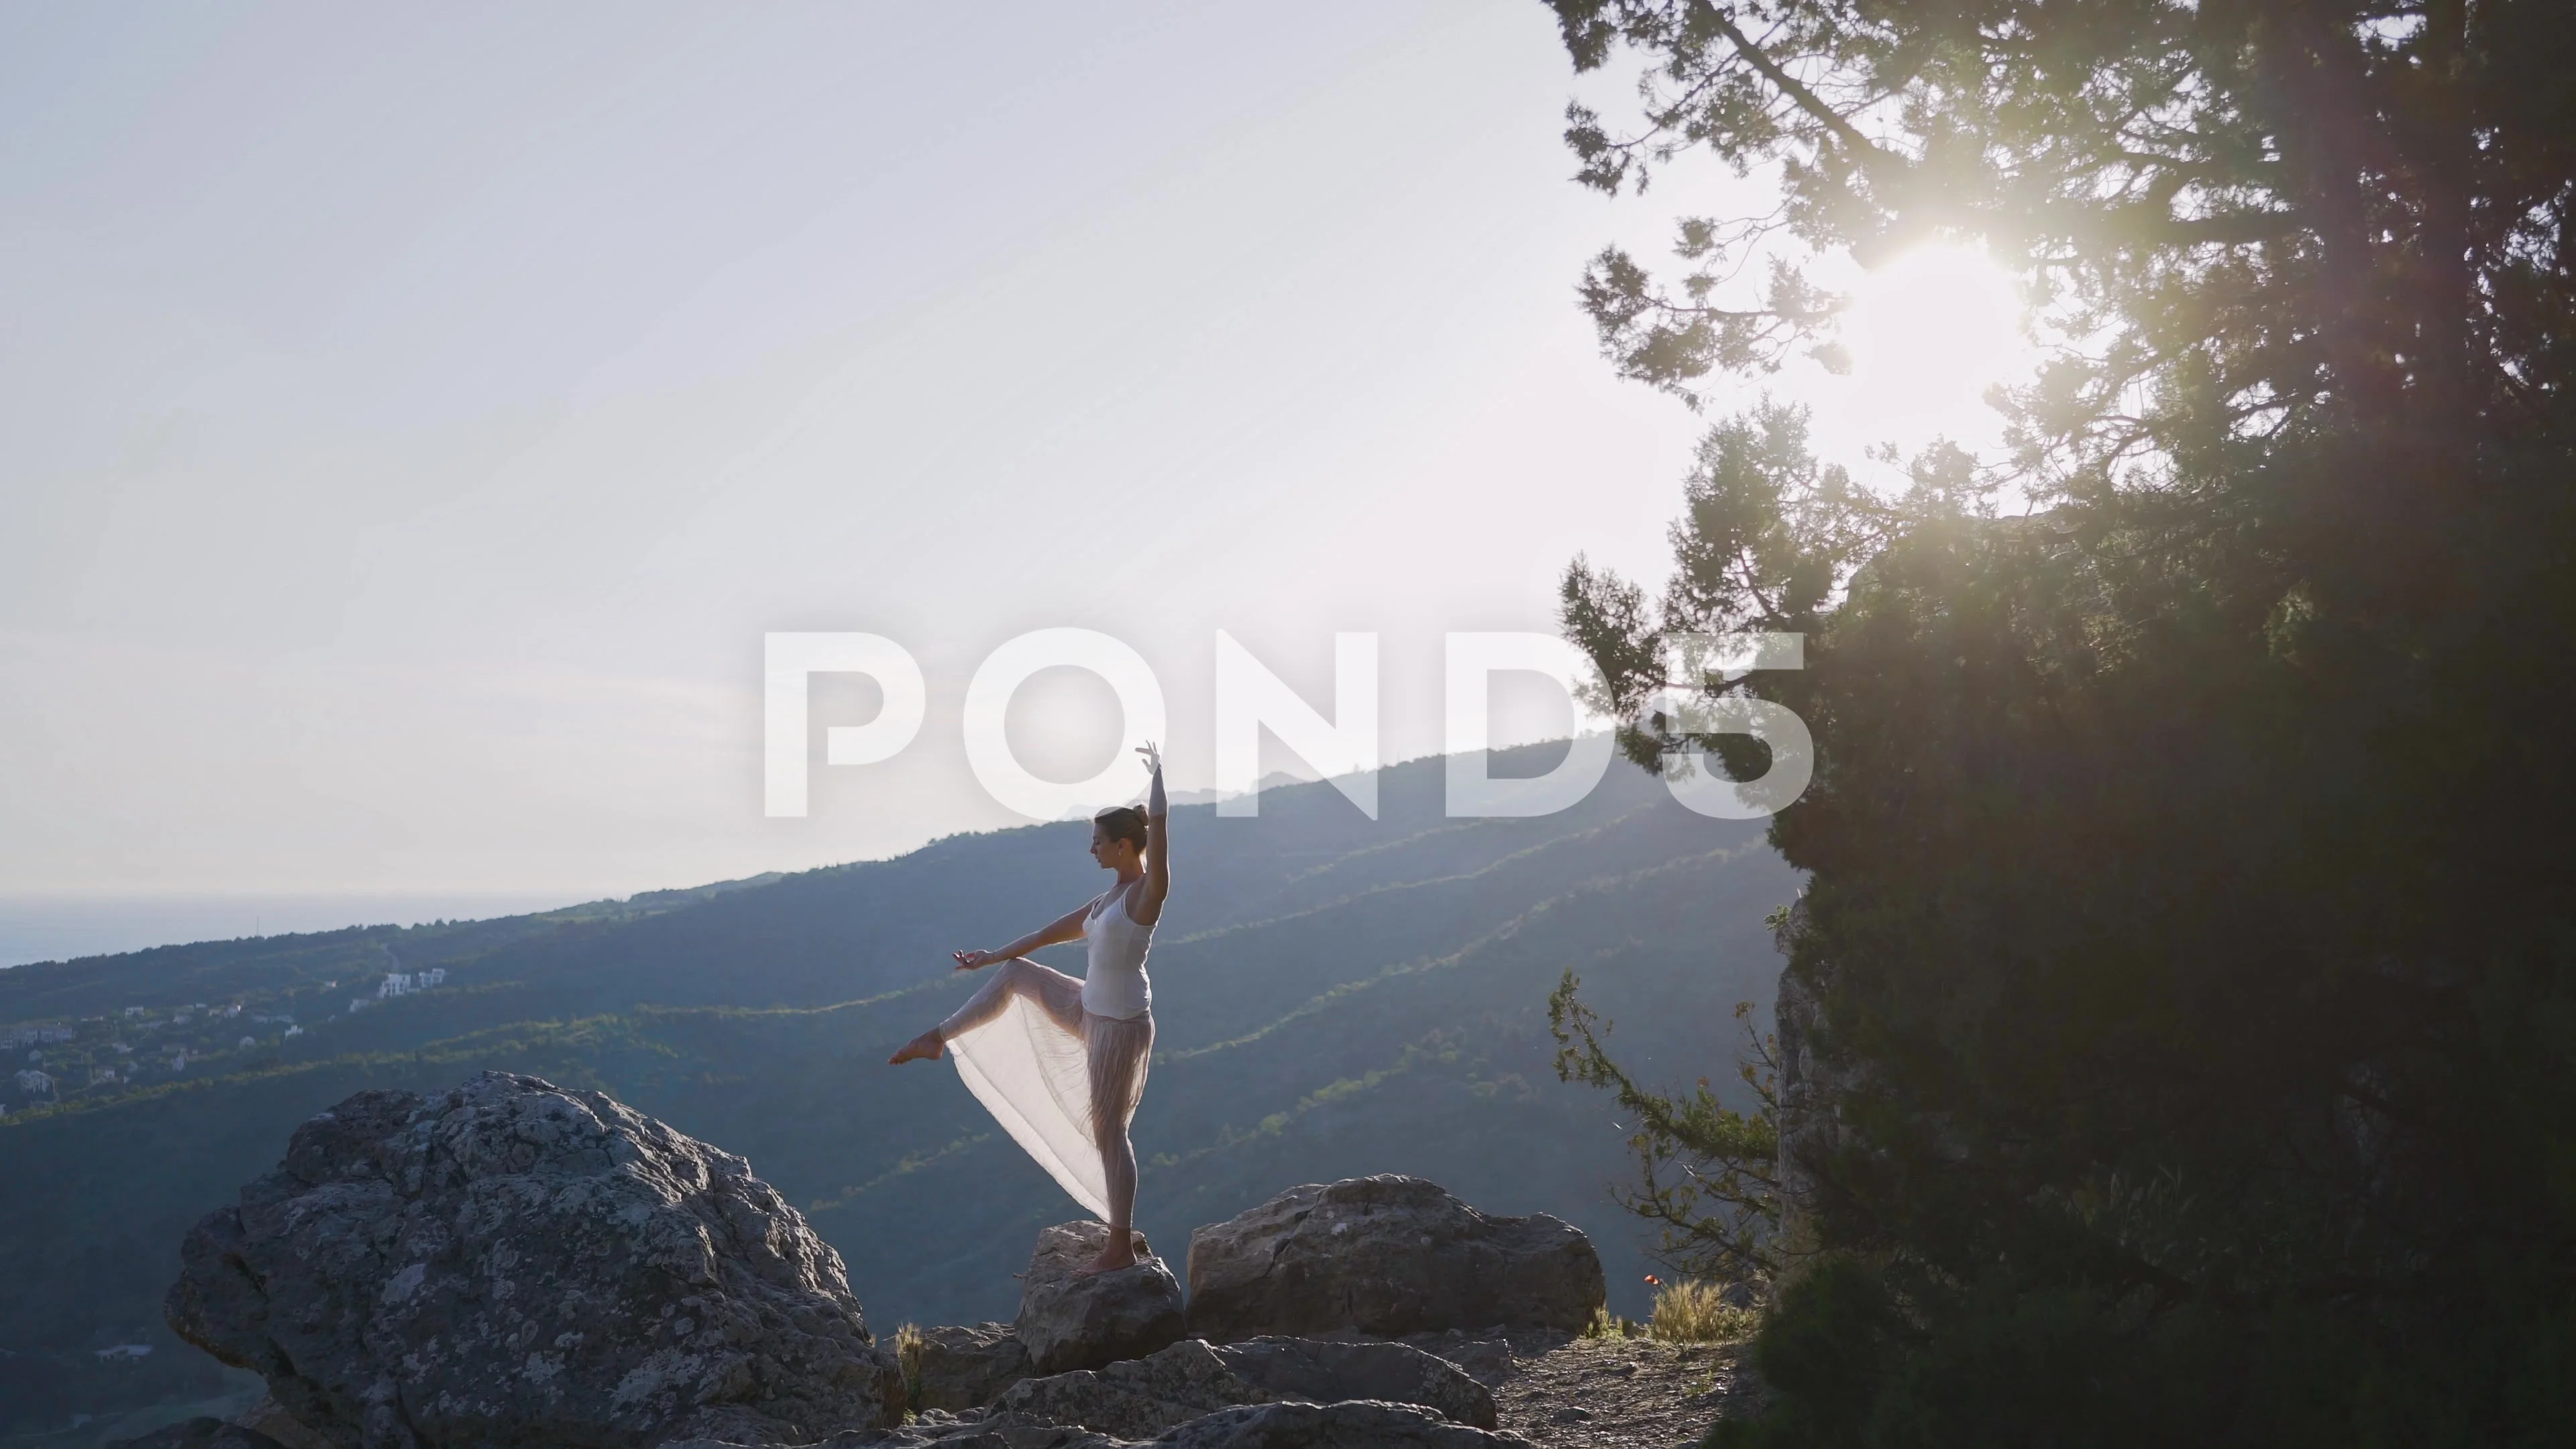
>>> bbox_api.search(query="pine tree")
[1546,2,2576,1440]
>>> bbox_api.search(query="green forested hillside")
[0,745,1795,1431]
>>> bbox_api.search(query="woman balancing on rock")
[890,742,1167,1275]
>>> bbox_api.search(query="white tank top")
[1081,885,1154,1020]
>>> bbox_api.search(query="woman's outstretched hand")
[1138,740,1167,823]
[953,949,1000,971]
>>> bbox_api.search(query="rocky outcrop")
[1399,1332,1519,1388]
[1154,1401,1531,1449]
[1184,1177,1604,1342]
[663,1399,1527,1449]
[164,1071,905,1448]
[991,1338,1257,1439]
[909,1323,1030,1411]
[1215,1338,1494,1429]
[659,1412,1115,1449]
[1016,1223,1187,1375]
[967,1335,1498,1442]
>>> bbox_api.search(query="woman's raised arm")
[953,901,1091,971]
[1133,742,1170,926]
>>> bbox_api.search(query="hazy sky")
[0,2,2023,905]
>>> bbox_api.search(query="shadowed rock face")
[908,1323,1029,1412]
[1214,1338,1495,1430]
[1151,1400,1532,1448]
[661,1399,1529,1449]
[1185,1177,1605,1342]
[164,1071,904,1449]
[1016,1224,1187,1375]
[991,1338,1256,1440]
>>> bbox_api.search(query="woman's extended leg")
[1082,1012,1155,1271]
[890,957,1083,1063]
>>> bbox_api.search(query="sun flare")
[1833,245,2032,455]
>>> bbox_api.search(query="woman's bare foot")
[888,1030,946,1065]
[1079,1240,1140,1275]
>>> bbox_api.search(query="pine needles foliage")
[1545,1,2576,1440]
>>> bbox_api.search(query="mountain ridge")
[0,746,1798,1434]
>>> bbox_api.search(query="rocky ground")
[129,1073,1756,1449]
[1423,1330,1751,1449]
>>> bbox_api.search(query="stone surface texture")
[653,1326,1743,1449]
[1015,1223,1187,1375]
[164,1071,904,1448]
[669,1399,1527,1449]
[1184,1177,1605,1342]
[661,1411,1116,1449]
[1399,1333,1519,1388]
[910,1322,1032,1411]
[1216,1338,1494,1429]
[1152,1401,1532,1449]
[987,1335,1494,1440]
[990,1339,1256,1440]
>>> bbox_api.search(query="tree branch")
[1682,0,1902,174]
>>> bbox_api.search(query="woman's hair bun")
[1093,804,1150,849]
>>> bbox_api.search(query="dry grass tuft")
[1648,1281,1763,1342]
[1582,1303,1646,1339]
[892,1322,924,1411]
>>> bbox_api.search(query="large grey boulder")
[992,1336,1496,1440]
[165,1071,905,1448]
[1185,1177,1603,1342]
[910,1323,1031,1411]
[1154,1401,1531,1449]
[1016,1223,1187,1375]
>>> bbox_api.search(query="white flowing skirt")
[943,963,1152,1219]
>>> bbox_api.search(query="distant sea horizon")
[0,892,596,970]
[0,770,1383,969]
